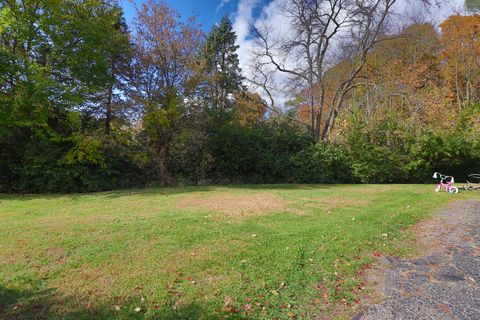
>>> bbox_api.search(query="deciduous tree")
[127,0,203,185]
[252,0,398,141]
[439,15,480,110]
[0,0,129,191]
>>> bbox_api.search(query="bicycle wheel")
[447,186,459,194]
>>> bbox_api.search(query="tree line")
[0,0,479,193]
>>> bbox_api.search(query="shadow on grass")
[0,284,59,320]
[0,186,214,202]
[0,184,340,201]
[0,284,235,320]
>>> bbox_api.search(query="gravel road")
[354,200,480,320]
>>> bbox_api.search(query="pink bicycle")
[432,172,459,194]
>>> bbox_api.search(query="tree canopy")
[1,0,479,193]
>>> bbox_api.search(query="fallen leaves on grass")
[222,306,238,313]
[241,304,253,311]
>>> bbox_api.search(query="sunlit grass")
[1,185,478,319]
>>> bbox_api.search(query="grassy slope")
[0,185,478,319]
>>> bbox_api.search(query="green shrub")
[291,143,353,183]
[206,124,313,183]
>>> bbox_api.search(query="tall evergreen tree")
[202,16,243,123]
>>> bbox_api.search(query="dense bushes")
[340,105,480,184]
[0,126,154,193]
[405,133,480,182]
[205,124,314,183]
[291,144,353,183]
[201,124,357,184]
[2,103,479,193]
[3,115,478,193]
[2,113,478,193]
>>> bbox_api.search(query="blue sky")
[120,0,269,32]
[118,0,274,93]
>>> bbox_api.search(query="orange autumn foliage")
[287,17,480,138]
[232,91,267,126]
[440,15,480,108]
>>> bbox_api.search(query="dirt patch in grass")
[178,193,371,218]
[1,251,25,265]
[177,192,287,218]
[49,263,129,305]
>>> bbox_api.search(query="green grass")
[1,184,478,319]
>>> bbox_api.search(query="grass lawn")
[1,184,479,319]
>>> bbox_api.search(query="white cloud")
[217,0,233,13]
[426,0,466,22]
[233,0,294,108]
[231,0,258,69]
[390,0,466,29]
[233,0,266,87]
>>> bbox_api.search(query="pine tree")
[203,16,243,123]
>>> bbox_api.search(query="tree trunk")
[314,84,325,142]
[105,84,113,135]
[454,60,462,112]
[321,107,336,142]
[309,90,315,139]
[155,141,171,186]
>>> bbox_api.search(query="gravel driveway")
[354,200,480,320]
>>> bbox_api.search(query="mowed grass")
[1,185,479,319]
